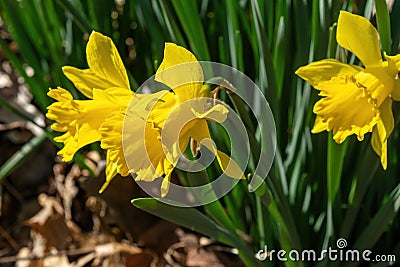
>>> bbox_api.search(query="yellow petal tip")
[98,182,109,194]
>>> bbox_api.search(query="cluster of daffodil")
[296,11,400,169]
[46,32,243,197]
[48,11,400,196]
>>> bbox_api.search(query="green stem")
[267,171,302,250]
[255,195,266,248]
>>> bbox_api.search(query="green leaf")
[157,0,186,45]
[343,184,400,267]
[224,0,243,70]
[340,147,379,238]
[0,18,49,110]
[327,135,348,204]
[390,0,400,53]
[57,0,91,33]
[327,23,338,58]
[374,0,391,53]
[132,198,264,267]
[354,187,400,249]
[171,0,210,61]
[0,134,47,184]
[132,198,233,243]
[183,170,238,233]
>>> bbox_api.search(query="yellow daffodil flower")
[46,31,133,190]
[109,43,244,196]
[47,32,243,196]
[296,11,400,169]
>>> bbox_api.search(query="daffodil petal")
[371,98,393,170]
[86,31,130,90]
[392,80,400,101]
[161,168,174,197]
[62,67,124,99]
[385,54,400,75]
[295,59,362,88]
[155,43,203,86]
[215,150,245,179]
[62,32,130,99]
[99,151,119,193]
[311,116,329,133]
[93,87,133,107]
[155,98,218,164]
[191,103,229,123]
[314,75,380,143]
[385,54,400,101]
[199,138,245,179]
[47,87,74,102]
[371,124,387,169]
[190,120,211,142]
[155,43,205,100]
[337,11,382,67]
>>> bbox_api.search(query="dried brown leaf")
[25,194,71,250]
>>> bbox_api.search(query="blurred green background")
[0,0,399,266]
